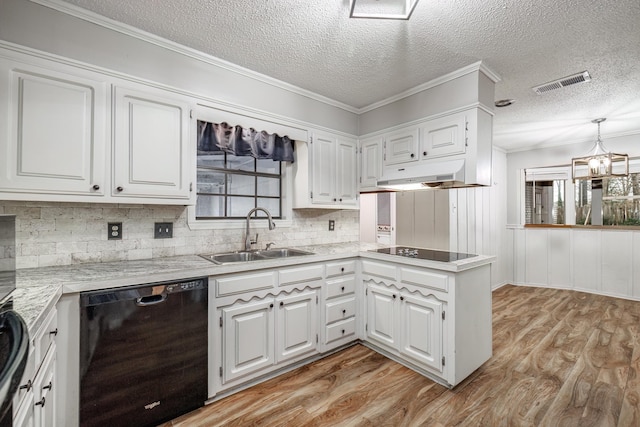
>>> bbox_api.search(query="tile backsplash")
[0,201,360,269]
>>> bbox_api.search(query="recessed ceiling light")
[495,99,515,107]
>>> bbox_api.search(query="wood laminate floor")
[162,285,640,426]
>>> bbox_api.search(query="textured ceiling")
[60,0,640,151]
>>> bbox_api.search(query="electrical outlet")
[108,222,122,240]
[328,220,335,231]
[154,222,173,239]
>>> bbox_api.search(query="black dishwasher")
[79,278,208,427]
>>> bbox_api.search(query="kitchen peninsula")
[12,242,494,426]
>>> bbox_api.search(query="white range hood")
[377,158,468,190]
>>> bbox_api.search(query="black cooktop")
[371,247,477,262]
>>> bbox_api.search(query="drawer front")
[279,264,324,287]
[326,276,355,299]
[325,317,356,344]
[34,308,57,366]
[400,267,449,292]
[216,271,276,296]
[326,260,356,278]
[325,297,356,324]
[361,260,397,281]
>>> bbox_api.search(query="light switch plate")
[154,222,173,239]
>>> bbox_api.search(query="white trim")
[25,0,501,116]
[358,61,501,114]
[29,0,360,114]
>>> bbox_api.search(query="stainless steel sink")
[200,248,314,264]
[256,248,314,258]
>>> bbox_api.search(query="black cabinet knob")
[19,380,32,391]
[393,294,396,299]
[269,303,274,308]
[410,153,415,158]
[341,286,345,292]
[92,184,100,190]
[400,296,404,301]
[49,328,58,336]
[116,186,124,192]
[341,267,345,272]
[341,329,345,334]
[43,381,52,391]
[423,151,427,156]
[342,309,346,315]
[35,397,46,407]
[279,301,284,307]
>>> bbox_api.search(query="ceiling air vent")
[532,71,591,95]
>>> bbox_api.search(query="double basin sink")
[200,248,314,264]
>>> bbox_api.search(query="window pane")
[226,155,255,172]
[228,196,256,217]
[196,195,225,218]
[256,158,280,174]
[257,198,280,217]
[575,180,592,225]
[525,180,565,224]
[197,170,225,194]
[228,174,255,196]
[197,152,225,168]
[257,177,280,197]
[602,174,640,226]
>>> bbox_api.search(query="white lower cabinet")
[218,288,319,388]
[14,307,58,427]
[365,279,444,374]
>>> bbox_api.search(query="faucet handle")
[250,233,259,247]
[265,242,276,251]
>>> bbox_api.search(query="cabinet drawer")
[400,267,449,292]
[361,260,397,281]
[216,271,276,296]
[325,297,356,324]
[326,260,356,278]
[34,308,57,366]
[325,317,356,344]
[279,264,324,287]
[326,276,355,299]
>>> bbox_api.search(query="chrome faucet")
[245,207,276,251]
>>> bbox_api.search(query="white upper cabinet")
[112,83,191,201]
[383,126,419,166]
[359,136,382,191]
[293,131,358,209]
[0,56,108,197]
[420,112,466,159]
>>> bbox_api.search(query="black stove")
[371,247,477,262]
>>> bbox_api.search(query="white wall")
[506,132,640,300]
[0,0,358,135]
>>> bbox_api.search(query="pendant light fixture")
[571,118,629,180]
[349,0,420,20]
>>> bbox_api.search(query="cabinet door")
[33,347,56,427]
[335,137,358,205]
[0,58,107,196]
[275,290,318,363]
[365,281,398,350]
[310,132,336,204]
[113,84,191,200]
[420,113,466,159]
[360,136,382,190]
[222,299,274,384]
[384,126,419,166]
[399,293,443,372]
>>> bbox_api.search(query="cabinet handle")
[43,381,53,391]
[35,397,46,407]
[393,294,396,299]
[341,267,345,272]
[279,301,284,307]
[49,328,58,336]
[269,303,274,308]
[423,151,427,156]
[339,198,343,202]
[116,186,124,192]
[341,286,345,292]
[92,184,100,191]
[333,198,337,202]
[341,329,345,335]
[400,296,404,301]
[19,380,32,391]
[342,309,346,315]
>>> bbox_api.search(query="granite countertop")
[10,241,495,335]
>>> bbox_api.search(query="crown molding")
[28,0,361,114]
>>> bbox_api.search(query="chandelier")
[349,0,420,20]
[571,118,628,180]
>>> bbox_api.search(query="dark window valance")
[197,120,295,162]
